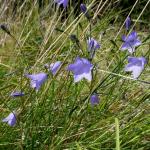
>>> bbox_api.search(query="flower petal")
[121,42,131,50]
[55,0,68,8]
[84,72,92,81]
[127,31,137,41]
[87,37,100,52]
[68,57,93,75]
[121,31,141,53]
[47,61,62,75]
[90,94,100,106]
[26,73,47,91]
[2,112,16,127]
[125,65,142,78]
[68,57,93,82]
[133,39,141,47]
[122,35,127,42]
[74,71,92,82]
[125,56,146,79]
[11,91,24,97]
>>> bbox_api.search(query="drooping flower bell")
[67,57,93,82]
[80,3,87,13]
[125,16,131,30]
[26,73,47,91]
[90,94,100,106]
[10,91,24,97]
[45,61,62,75]
[87,37,100,58]
[80,3,90,20]
[124,56,147,79]
[121,31,141,54]
[2,112,16,126]
[55,0,68,8]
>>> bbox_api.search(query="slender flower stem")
[97,69,150,85]
[115,118,120,150]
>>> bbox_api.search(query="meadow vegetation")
[0,0,150,149]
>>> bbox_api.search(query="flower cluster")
[2,4,148,127]
[121,16,147,79]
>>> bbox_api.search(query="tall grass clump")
[0,0,150,149]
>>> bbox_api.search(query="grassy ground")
[0,0,150,149]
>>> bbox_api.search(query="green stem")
[115,118,120,150]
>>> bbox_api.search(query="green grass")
[0,0,150,149]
